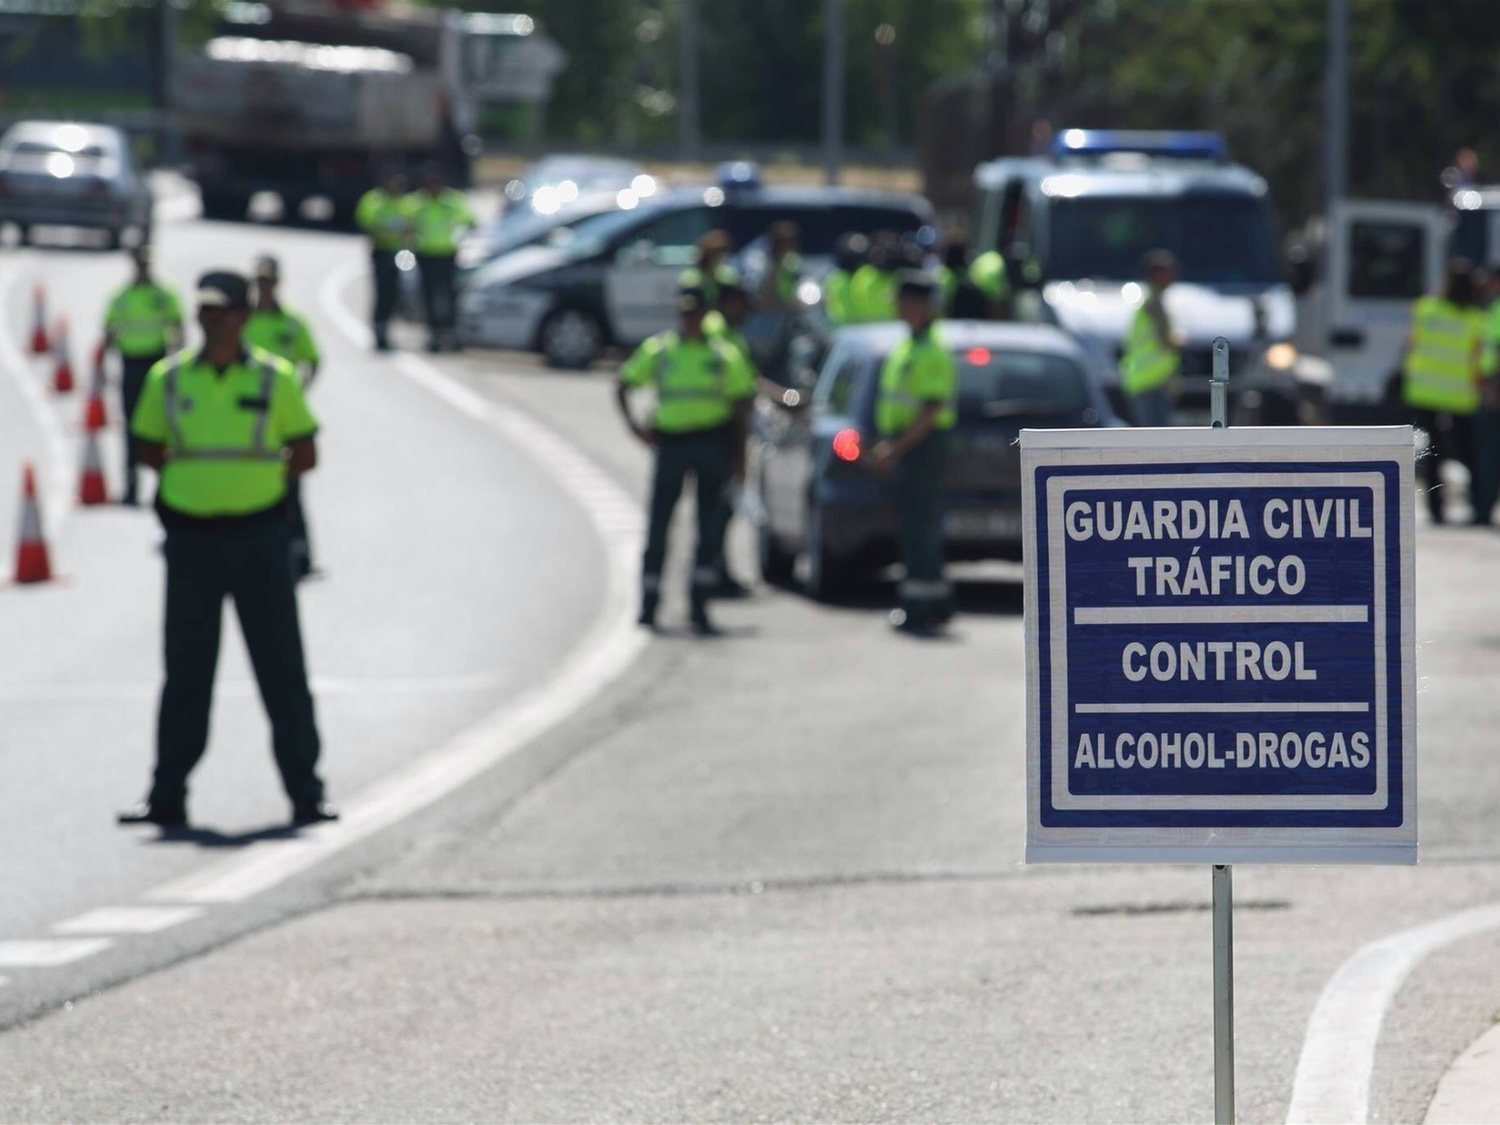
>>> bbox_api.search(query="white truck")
[174,2,560,223]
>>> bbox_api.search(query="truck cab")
[973,130,1307,424]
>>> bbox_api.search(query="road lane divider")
[0,940,113,968]
[53,906,205,936]
[1286,900,1500,1123]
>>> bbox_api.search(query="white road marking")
[0,939,113,968]
[52,906,203,935]
[129,253,647,906]
[1286,901,1500,1124]
[0,255,78,530]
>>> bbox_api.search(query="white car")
[0,121,153,247]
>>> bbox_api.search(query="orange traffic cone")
[83,359,108,432]
[29,284,49,355]
[52,316,75,394]
[13,462,52,584]
[78,429,108,506]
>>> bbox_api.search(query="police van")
[457,165,934,368]
[973,130,1310,423]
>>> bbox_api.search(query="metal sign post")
[1210,338,1235,1125]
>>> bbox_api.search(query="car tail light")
[965,346,992,365]
[831,428,862,462]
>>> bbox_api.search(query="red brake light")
[965,346,992,365]
[832,428,861,462]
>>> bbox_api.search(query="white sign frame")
[1022,426,1417,865]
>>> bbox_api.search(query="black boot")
[638,591,660,629]
[690,592,721,637]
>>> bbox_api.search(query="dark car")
[458,169,936,368]
[755,321,1120,598]
[0,121,153,248]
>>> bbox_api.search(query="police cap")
[195,271,251,311]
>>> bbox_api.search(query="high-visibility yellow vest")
[1403,295,1482,413]
[620,331,756,434]
[968,251,1008,303]
[1484,300,1500,376]
[243,307,321,373]
[1120,304,1179,396]
[356,188,409,252]
[876,325,957,437]
[703,310,753,367]
[848,264,896,323]
[106,282,182,358]
[823,269,854,325]
[405,189,474,256]
[130,347,318,517]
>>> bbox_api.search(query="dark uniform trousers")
[894,432,952,622]
[121,353,165,502]
[285,475,313,577]
[417,254,458,347]
[642,426,733,606]
[1474,406,1500,525]
[371,249,400,347]
[151,510,324,811]
[1413,407,1475,523]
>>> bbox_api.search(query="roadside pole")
[821,0,844,186]
[1210,337,1235,1124]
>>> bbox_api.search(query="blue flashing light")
[716,160,762,190]
[1051,129,1228,161]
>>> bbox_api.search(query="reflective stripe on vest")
[652,333,734,402]
[1404,296,1481,413]
[163,353,283,463]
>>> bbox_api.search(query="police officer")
[356,168,411,352]
[823,232,867,327]
[119,271,335,829]
[870,272,957,636]
[680,229,733,310]
[244,255,322,579]
[104,245,182,506]
[1120,250,1182,427]
[406,165,475,353]
[849,231,900,323]
[1402,258,1485,524]
[968,246,1009,319]
[759,220,803,312]
[617,285,756,635]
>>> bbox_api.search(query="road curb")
[1423,1020,1500,1124]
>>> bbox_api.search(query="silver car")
[0,121,153,247]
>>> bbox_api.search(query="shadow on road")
[787,574,1025,619]
[142,823,307,849]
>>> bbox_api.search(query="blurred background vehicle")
[498,154,651,226]
[974,130,1312,425]
[0,121,153,248]
[175,3,561,225]
[754,321,1120,598]
[458,164,934,369]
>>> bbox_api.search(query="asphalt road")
[1,196,1499,1123]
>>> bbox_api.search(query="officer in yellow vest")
[355,168,411,352]
[870,272,958,635]
[759,220,803,312]
[968,249,1009,319]
[679,229,733,311]
[244,255,322,578]
[822,232,867,327]
[617,284,757,634]
[848,232,899,323]
[1120,250,1182,427]
[120,271,335,829]
[104,245,183,505]
[1402,258,1485,524]
[406,165,475,353]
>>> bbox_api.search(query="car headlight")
[1264,341,1298,371]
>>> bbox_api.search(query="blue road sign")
[1022,428,1416,864]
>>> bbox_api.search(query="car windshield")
[953,346,1091,418]
[1046,193,1281,285]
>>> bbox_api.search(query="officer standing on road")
[617,284,756,635]
[406,165,475,353]
[1402,258,1485,524]
[244,255,323,579]
[849,232,900,323]
[680,229,733,310]
[1120,250,1182,428]
[870,272,957,636]
[822,232,867,327]
[935,236,990,320]
[356,168,411,352]
[118,271,336,829]
[104,245,183,506]
[968,245,1009,319]
[759,221,803,312]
